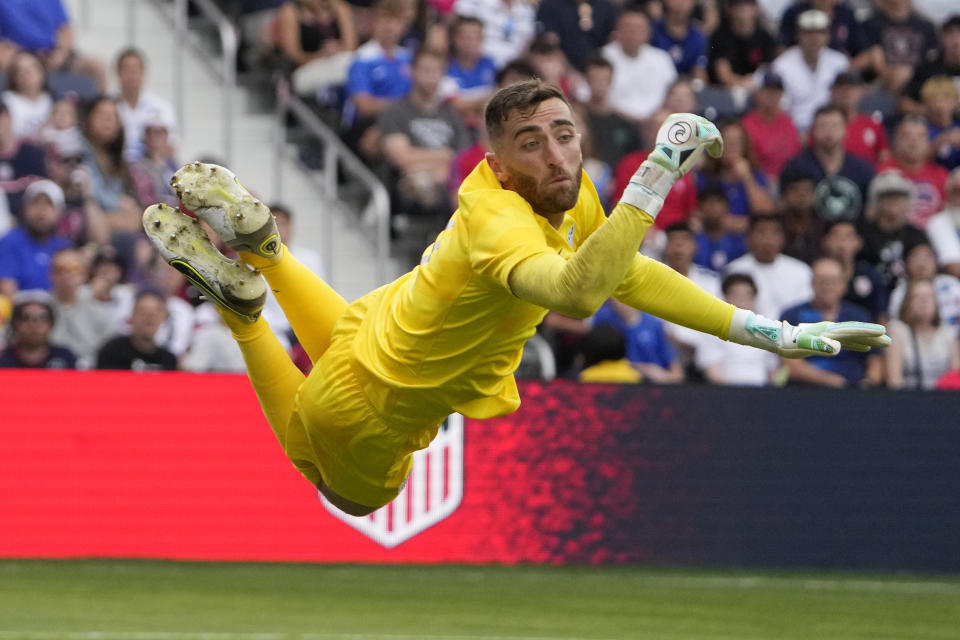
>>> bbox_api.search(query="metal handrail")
[273,84,391,285]
[165,0,237,166]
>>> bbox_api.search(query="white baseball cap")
[23,179,65,211]
[797,9,830,31]
[868,171,915,202]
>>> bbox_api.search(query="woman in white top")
[2,51,53,143]
[886,279,960,390]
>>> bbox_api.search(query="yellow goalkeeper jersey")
[349,159,606,420]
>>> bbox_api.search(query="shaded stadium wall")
[1,370,958,571]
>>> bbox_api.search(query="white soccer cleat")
[170,162,282,261]
[142,203,267,322]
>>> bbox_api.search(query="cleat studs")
[169,234,177,240]
[153,220,161,228]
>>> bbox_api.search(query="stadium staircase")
[65,0,403,302]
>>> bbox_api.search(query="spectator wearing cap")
[861,0,939,94]
[925,167,960,279]
[0,99,47,223]
[0,179,70,299]
[602,6,677,123]
[707,0,777,94]
[858,170,929,290]
[741,72,802,181]
[830,70,889,167]
[0,290,76,369]
[901,15,960,114]
[536,0,618,72]
[780,104,875,223]
[96,288,177,371]
[920,76,960,171]
[877,115,949,229]
[114,48,178,163]
[779,0,867,58]
[771,9,849,132]
[780,256,882,388]
[651,0,708,83]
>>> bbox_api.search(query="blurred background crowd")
[0,0,959,391]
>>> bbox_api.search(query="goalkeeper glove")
[621,113,724,217]
[728,309,891,359]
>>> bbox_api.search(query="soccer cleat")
[170,161,281,260]
[142,203,267,322]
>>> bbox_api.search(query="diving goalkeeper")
[142,80,889,517]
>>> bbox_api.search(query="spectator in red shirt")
[741,72,802,182]
[877,114,948,229]
[830,70,889,166]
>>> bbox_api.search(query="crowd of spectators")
[1,0,959,392]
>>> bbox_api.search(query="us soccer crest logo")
[321,414,465,548]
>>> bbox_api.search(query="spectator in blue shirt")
[342,0,413,157]
[444,16,498,127]
[592,298,684,383]
[694,186,748,272]
[651,0,708,82]
[0,179,70,300]
[780,256,884,387]
[0,0,107,91]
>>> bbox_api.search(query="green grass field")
[0,560,957,640]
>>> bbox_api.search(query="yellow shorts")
[288,321,442,509]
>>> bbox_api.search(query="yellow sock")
[238,244,348,363]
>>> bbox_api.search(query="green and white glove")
[621,113,724,217]
[728,309,891,359]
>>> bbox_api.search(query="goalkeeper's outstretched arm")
[612,255,891,358]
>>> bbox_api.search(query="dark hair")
[581,324,627,368]
[495,59,537,86]
[412,47,447,67]
[813,103,847,123]
[698,184,729,204]
[451,14,484,34]
[942,14,960,32]
[779,166,816,191]
[721,273,757,296]
[82,95,127,178]
[5,50,46,95]
[135,287,166,305]
[748,213,785,232]
[12,299,54,325]
[484,79,569,142]
[584,53,613,71]
[665,221,694,237]
[115,46,146,69]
